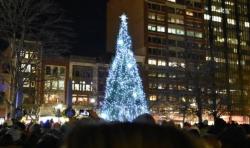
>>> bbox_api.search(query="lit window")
[23,78,29,88]
[158,83,165,89]
[148,13,155,20]
[245,22,250,28]
[169,84,173,90]
[225,1,234,6]
[241,41,247,46]
[158,60,166,66]
[227,19,235,25]
[148,24,156,31]
[74,83,80,91]
[168,28,176,34]
[86,84,91,91]
[59,80,64,90]
[149,95,157,101]
[168,61,178,67]
[168,0,176,2]
[204,14,210,20]
[148,59,157,65]
[158,73,166,78]
[176,29,184,35]
[21,64,31,73]
[180,62,185,68]
[216,36,225,42]
[195,32,202,38]
[52,80,58,90]
[156,14,165,21]
[157,26,165,32]
[212,16,222,22]
[148,73,156,77]
[25,52,29,59]
[186,11,193,16]
[169,74,176,78]
[206,56,211,61]
[176,18,184,24]
[187,30,194,37]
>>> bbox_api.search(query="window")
[168,61,178,67]
[168,27,184,35]
[158,60,166,66]
[52,80,58,90]
[53,67,58,75]
[59,80,64,90]
[212,16,222,22]
[158,83,165,89]
[187,30,194,37]
[148,13,155,20]
[168,0,176,2]
[31,81,35,87]
[180,62,185,68]
[245,22,250,28]
[168,28,176,34]
[86,84,91,91]
[186,11,193,16]
[59,67,65,75]
[204,14,211,20]
[149,95,157,101]
[227,19,235,25]
[158,73,166,78]
[168,17,184,24]
[195,32,202,38]
[148,24,156,31]
[148,59,157,65]
[148,73,157,77]
[176,29,184,35]
[156,14,165,21]
[21,64,31,73]
[157,26,165,32]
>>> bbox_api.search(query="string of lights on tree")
[100,14,149,122]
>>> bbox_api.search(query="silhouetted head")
[133,113,155,125]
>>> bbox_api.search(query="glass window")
[149,95,157,101]
[157,26,165,32]
[158,60,166,66]
[187,30,194,37]
[45,66,51,75]
[74,83,80,91]
[156,14,165,21]
[148,24,156,31]
[148,13,155,20]
[59,80,64,90]
[195,32,202,38]
[245,22,250,28]
[86,84,91,91]
[148,59,157,65]
[51,81,57,90]
[53,67,58,75]
[186,11,193,16]
[60,67,65,75]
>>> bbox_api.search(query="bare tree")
[0,0,74,118]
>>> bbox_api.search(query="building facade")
[39,55,109,116]
[204,0,250,116]
[107,0,250,122]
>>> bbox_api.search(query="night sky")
[58,0,107,56]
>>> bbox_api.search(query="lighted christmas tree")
[100,14,149,122]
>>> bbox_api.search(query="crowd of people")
[0,113,249,148]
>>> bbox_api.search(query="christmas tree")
[100,14,149,122]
